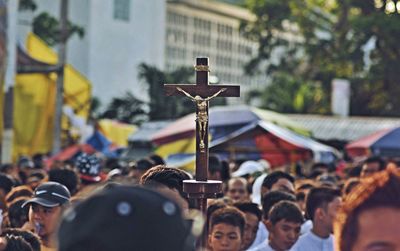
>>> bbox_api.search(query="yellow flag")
[13,33,91,159]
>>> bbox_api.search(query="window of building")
[114,0,130,21]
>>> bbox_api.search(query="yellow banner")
[13,33,91,159]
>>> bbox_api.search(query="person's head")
[208,155,222,180]
[1,228,41,251]
[22,182,71,244]
[26,171,46,190]
[75,154,104,185]
[0,174,14,198]
[262,190,296,220]
[306,186,341,235]
[5,185,33,205]
[267,201,304,251]
[148,154,165,166]
[58,185,195,251]
[261,171,295,197]
[311,163,330,174]
[233,202,262,250]
[7,198,30,228]
[140,165,192,209]
[360,156,385,178]
[208,207,245,251]
[335,167,400,251]
[0,235,33,251]
[295,180,315,212]
[342,177,360,196]
[226,177,249,202]
[129,158,155,180]
[48,168,80,195]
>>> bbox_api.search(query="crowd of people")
[0,153,399,251]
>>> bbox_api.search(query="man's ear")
[265,220,273,232]
[315,208,324,220]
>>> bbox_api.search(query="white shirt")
[290,230,334,251]
[248,241,275,251]
[300,220,313,235]
[247,221,269,250]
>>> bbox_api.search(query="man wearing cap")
[23,181,71,251]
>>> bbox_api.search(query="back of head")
[136,158,156,171]
[233,202,262,221]
[58,185,194,251]
[49,168,79,195]
[140,165,191,198]
[335,167,400,251]
[0,235,33,251]
[148,154,165,166]
[363,156,386,171]
[8,198,30,228]
[268,201,304,225]
[262,171,294,190]
[209,206,246,235]
[2,228,41,251]
[208,155,222,175]
[6,186,33,205]
[306,186,341,221]
[262,190,296,220]
[0,173,14,195]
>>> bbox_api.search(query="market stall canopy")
[152,105,311,146]
[210,121,338,166]
[346,127,400,158]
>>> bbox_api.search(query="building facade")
[16,0,264,105]
[166,0,266,97]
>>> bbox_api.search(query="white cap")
[232,160,265,177]
[251,173,268,206]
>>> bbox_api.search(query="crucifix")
[164,57,240,247]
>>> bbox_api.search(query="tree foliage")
[32,13,84,46]
[100,92,147,124]
[19,0,85,46]
[242,0,400,116]
[138,64,195,120]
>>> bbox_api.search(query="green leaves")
[32,13,85,46]
[242,0,400,116]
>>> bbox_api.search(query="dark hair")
[363,156,386,171]
[7,199,30,228]
[208,155,222,174]
[261,191,296,220]
[210,207,246,235]
[2,235,33,251]
[342,177,360,196]
[5,186,33,204]
[2,228,40,251]
[311,163,329,171]
[0,163,14,174]
[140,165,191,200]
[262,171,294,190]
[49,168,80,195]
[234,202,262,221]
[335,167,400,251]
[269,201,304,225]
[148,154,165,166]
[306,187,341,221]
[136,158,155,171]
[0,174,14,195]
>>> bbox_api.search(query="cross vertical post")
[164,57,240,247]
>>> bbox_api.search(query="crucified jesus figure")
[176,87,227,151]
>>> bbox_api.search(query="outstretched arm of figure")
[176,87,196,100]
[205,88,227,101]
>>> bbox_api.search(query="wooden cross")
[164,57,240,181]
[164,57,240,248]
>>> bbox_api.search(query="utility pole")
[52,0,68,154]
